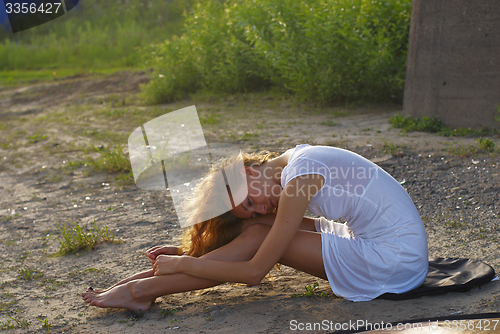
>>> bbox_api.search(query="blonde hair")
[178,150,279,257]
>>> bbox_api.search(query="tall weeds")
[141,0,412,105]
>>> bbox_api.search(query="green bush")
[389,114,443,133]
[141,0,412,104]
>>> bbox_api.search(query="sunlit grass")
[83,144,133,182]
[0,67,143,87]
[0,0,190,74]
[51,220,120,257]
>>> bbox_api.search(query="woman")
[82,144,428,310]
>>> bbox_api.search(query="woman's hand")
[153,255,185,275]
[145,245,179,265]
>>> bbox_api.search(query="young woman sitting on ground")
[81,144,428,311]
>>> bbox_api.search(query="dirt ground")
[0,71,500,333]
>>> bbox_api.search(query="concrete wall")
[403,0,500,129]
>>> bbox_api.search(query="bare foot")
[82,283,152,311]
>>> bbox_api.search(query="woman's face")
[231,166,281,219]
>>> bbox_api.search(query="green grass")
[38,318,52,333]
[389,114,443,133]
[18,267,43,280]
[0,67,142,87]
[389,113,498,136]
[51,220,120,257]
[477,137,496,153]
[159,308,178,318]
[381,137,404,155]
[27,134,47,144]
[291,282,329,298]
[0,315,31,330]
[319,120,338,127]
[200,114,220,125]
[448,138,497,157]
[0,1,191,73]
[84,144,133,181]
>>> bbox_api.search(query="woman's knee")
[236,223,271,248]
[240,223,271,237]
[241,213,277,231]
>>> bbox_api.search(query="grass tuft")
[51,220,120,257]
[81,144,133,183]
[291,282,329,298]
[389,114,443,133]
[0,315,31,330]
[448,138,497,157]
[389,113,498,137]
[477,137,496,153]
[18,267,43,280]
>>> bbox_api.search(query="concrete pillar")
[403,0,500,129]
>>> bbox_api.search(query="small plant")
[39,317,52,332]
[18,267,43,280]
[291,282,328,298]
[477,138,495,153]
[200,114,219,125]
[448,144,477,157]
[27,134,47,144]
[40,278,67,291]
[0,318,15,330]
[85,144,133,182]
[159,308,178,318]
[4,315,31,329]
[495,105,500,124]
[390,113,497,137]
[51,220,120,257]
[444,220,464,229]
[319,120,338,127]
[389,114,442,133]
[381,137,399,155]
[105,108,129,118]
[65,160,86,171]
[240,131,258,141]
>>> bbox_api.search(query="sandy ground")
[0,71,499,333]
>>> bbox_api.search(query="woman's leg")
[82,223,325,311]
[243,213,317,231]
[89,214,317,294]
[89,270,155,293]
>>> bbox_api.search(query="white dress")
[280,144,428,302]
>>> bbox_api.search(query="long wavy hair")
[178,150,279,257]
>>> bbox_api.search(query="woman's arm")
[153,174,324,285]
